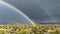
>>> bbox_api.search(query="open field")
[0,24,60,34]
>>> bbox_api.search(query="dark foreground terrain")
[0,24,60,34]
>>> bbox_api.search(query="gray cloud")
[3,0,60,23]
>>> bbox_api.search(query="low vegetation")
[0,24,60,34]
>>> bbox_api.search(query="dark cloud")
[3,0,60,23]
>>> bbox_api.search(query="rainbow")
[0,1,35,25]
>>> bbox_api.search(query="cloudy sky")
[3,0,60,23]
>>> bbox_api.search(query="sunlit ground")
[0,24,60,34]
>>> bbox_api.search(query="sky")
[3,0,60,23]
